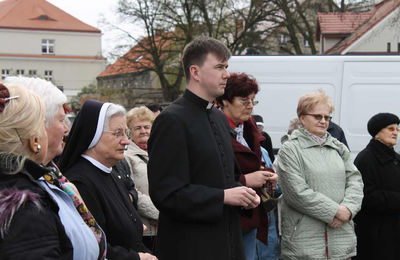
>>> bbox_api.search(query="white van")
[228,55,400,159]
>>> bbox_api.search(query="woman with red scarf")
[216,73,278,260]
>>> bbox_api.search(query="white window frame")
[44,70,53,81]
[16,69,24,76]
[42,39,55,54]
[29,70,37,76]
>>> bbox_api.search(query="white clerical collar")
[81,154,112,173]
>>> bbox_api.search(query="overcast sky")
[47,0,142,62]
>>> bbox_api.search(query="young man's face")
[197,53,230,100]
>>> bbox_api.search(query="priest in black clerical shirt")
[148,36,260,260]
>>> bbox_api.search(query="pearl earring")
[35,144,41,154]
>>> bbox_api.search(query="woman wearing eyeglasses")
[275,89,363,260]
[125,106,159,252]
[60,100,158,260]
[216,73,278,260]
[353,113,400,260]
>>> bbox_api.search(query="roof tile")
[0,0,100,33]
[325,0,400,54]
[98,35,171,78]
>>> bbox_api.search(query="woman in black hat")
[60,100,157,260]
[354,112,400,260]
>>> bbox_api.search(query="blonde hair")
[0,85,46,174]
[297,89,334,117]
[126,106,155,130]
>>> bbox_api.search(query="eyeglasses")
[304,114,332,122]
[133,125,151,131]
[239,99,259,106]
[104,128,131,140]
[385,126,400,132]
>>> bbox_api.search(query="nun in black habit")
[59,100,157,260]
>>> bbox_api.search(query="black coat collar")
[0,157,51,180]
[184,89,214,110]
[368,139,398,164]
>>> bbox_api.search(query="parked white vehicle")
[228,55,400,159]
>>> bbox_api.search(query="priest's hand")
[244,193,260,209]
[223,186,260,208]
[139,252,158,260]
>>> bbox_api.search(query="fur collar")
[0,188,41,239]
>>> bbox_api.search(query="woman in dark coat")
[0,84,73,259]
[354,112,400,260]
[60,100,157,260]
[217,73,278,260]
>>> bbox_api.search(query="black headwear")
[367,112,400,137]
[252,114,264,127]
[59,100,111,172]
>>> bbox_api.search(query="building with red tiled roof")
[96,37,164,108]
[317,0,400,54]
[0,0,106,98]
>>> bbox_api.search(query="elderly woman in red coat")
[216,73,278,260]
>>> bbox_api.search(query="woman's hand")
[335,205,352,222]
[266,172,278,187]
[328,217,344,229]
[244,170,275,188]
[139,252,158,260]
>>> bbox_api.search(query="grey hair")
[103,104,126,131]
[3,76,67,128]
[288,118,301,134]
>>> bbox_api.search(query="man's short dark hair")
[182,36,231,82]
[147,103,162,113]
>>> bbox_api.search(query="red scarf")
[136,142,148,151]
[223,112,244,129]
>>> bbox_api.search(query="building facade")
[0,0,106,99]
[97,38,164,108]
[317,0,400,55]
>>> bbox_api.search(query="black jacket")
[0,159,73,260]
[354,139,400,260]
[114,158,139,209]
[327,121,349,149]
[148,90,245,260]
[261,131,275,162]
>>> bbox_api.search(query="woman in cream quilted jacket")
[125,106,159,251]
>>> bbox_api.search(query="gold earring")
[35,144,41,154]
